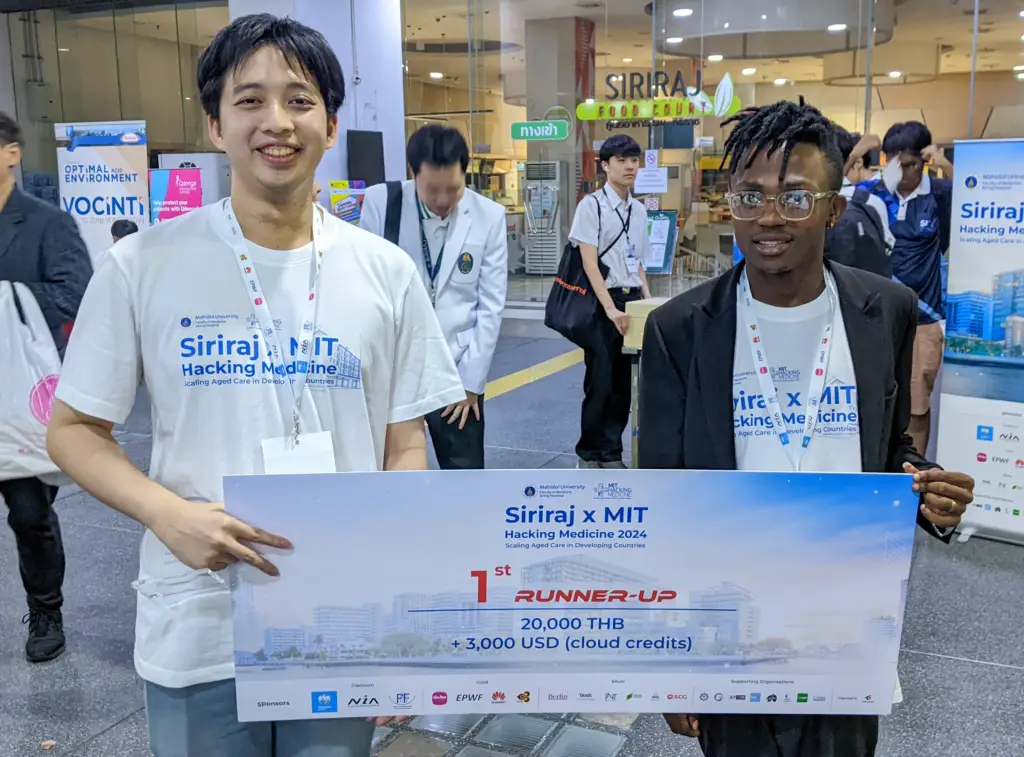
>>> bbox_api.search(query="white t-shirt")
[568,187,649,289]
[732,288,862,473]
[55,202,466,688]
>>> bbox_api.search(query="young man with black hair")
[639,99,974,757]
[46,14,464,757]
[569,134,651,469]
[0,110,91,664]
[110,219,139,243]
[862,121,954,455]
[361,124,508,469]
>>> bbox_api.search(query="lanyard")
[604,186,632,241]
[222,198,324,442]
[416,192,448,304]
[738,268,838,471]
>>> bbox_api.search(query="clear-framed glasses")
[726,189,838,222]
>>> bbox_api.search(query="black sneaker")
[23,610,66,663]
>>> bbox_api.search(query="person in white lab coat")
[361,125,508,469]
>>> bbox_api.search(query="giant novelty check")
[225,469,917,722]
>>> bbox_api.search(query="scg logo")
[311,691,338,714]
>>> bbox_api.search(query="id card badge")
[625,244,640,274]
[261,431,337,475]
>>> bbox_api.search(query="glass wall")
[401,0,1018,305]
[7,2,228,198]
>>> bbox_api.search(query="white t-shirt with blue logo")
[732,288,862,473]
[55,203,465,689]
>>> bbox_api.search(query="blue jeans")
[145,680,375,757]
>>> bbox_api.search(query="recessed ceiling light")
[1020,10,1024,17]
[888,71,902,78]
[828,23,847,32]
[761,14,768,20]
[1015,65,1024,71]
[429,72,444,79]
[1018,72,1024,80]
[585,98,595,104]
[623,57,633,63]
[774,77,787,86]
[58,47,70,52]
[673,8,694,17]
[724,22,730,29]
[708,54,724,62]
[666,37,683,44]
[742,67,757,75]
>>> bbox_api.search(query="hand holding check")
[904,463,975,530]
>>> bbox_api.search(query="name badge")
[261,431,337,475]
[625,244,640,274]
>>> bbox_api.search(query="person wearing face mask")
[360,126,508,471]
[863,121,954,455]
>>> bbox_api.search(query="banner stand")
[937,138,1024,547]
[54,121,149,268]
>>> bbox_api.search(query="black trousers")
[426,394,486,470]
[698,715,879,757]
[0,477,65,612]
[576,288,642,463]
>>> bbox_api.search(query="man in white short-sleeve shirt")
[46,14,464,757]
[567,134,652,469]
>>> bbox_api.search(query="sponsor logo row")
[258,687,878,716]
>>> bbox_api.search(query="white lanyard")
[738,268,838,471]
[222,198,324,442]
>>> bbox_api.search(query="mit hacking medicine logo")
[178,324,363,391]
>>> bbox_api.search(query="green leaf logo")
[714,73,735,118]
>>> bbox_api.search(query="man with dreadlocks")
[637,98,974,756]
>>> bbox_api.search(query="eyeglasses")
[726,189,838,222]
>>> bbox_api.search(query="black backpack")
[825,187,892,279]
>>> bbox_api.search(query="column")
[521,17,596,242]
[228,0,407,186]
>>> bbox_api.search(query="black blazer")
[0,186,92,351]
[638,260,949,541]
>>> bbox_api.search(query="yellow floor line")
[485,349,584,400]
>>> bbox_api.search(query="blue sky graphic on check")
[226,469,917,641]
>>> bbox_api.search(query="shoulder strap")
[593,191,627,257]
[383,181,403,245]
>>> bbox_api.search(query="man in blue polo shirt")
[863,121,954,455]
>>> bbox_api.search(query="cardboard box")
[623,297,669,351]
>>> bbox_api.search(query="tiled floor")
[1,321,1022,756]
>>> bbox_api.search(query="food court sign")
[577,72,741,122]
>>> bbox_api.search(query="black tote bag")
[544,194,625,349]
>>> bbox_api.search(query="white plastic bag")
[0,281,65,484]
